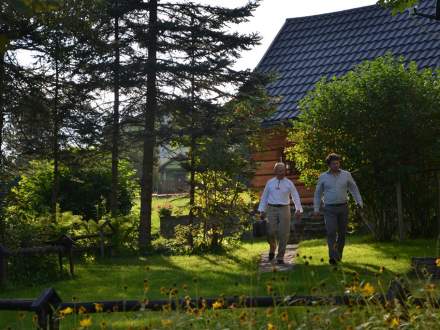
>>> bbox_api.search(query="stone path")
[258,244,298,273]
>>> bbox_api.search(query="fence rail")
[0,221,116,286]
[0,280,432,329]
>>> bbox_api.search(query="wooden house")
[251,0,440,205]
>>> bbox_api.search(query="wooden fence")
[0,221,116,286]
[0,280,434,329]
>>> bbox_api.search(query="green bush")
[7,158,137,220]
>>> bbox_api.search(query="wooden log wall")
[251,128,314,205]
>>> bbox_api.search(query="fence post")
[31,288,62,330]
[0,244,8,286]
[99,230,105,258]
[437,172,440,238]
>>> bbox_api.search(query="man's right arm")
[313,175,324,213]
[258,182,270,214]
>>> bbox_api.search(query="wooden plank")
[301,197,314,205]
[251,150,282,162]
[251,175,303,188]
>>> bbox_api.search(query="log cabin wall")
[251,128,314,205]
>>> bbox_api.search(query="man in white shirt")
[313,153,363,265]
[258,162,303,264]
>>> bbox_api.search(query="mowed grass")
[1,235,438,328]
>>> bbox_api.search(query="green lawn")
[0,236,438,329]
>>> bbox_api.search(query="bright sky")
[219,0,379,70]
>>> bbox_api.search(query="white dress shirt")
[313,169,363,212]
[258,177,303,213]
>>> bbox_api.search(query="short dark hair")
[326,153,341,165]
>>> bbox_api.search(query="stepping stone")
[258,244,298,273]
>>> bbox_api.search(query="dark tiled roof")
[257,0,440,125]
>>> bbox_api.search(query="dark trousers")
[324,204,348,261]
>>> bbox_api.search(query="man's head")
[273,162,286,179]
[326,153,341,172]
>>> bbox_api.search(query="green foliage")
[377,0,419,14]
[1,208,82,283]
[158,203,173,218]
[7,157,137,221]
[286,54,440,240]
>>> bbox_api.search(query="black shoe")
[277,259,285,265]
[268,253,275,261]
[329,258,337,265]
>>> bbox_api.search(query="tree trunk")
[187,17,196,248]
[396,180,404,241]
[139,0,158,252]
[110,11,121,218]
[51,50,60,220]
[0,51,5,243]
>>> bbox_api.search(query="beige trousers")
[266,205,291,260]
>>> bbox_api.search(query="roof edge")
[254,18,289,70]
[285,3,383,22]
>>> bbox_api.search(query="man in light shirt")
[258,162,303,264]
[313,153,363,265]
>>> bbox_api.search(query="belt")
[326,203,347,207]
[268,203,289,207]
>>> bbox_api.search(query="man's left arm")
[347,172,363,208]
[289,181,303,214]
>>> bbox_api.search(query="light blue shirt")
[313,169,363,212]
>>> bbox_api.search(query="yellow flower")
[436,258,440,267]
[212,300,223,309]
[266,282,273,294]
[267,323,276,330]
[59,306,74,317]
[79,317,92,328]
[361,282,375,296]
[347,285,358,294]
[78,305,87,314]
[239,311,248,324]
[265,307,274,318]
[94,303,104,313]
[100,321,107,330]
[170,288,178,296]
[281,311,289,322]
[389,317,399,328]
[425,283,436,293]
[161,319,173,327]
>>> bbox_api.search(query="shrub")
[7,158,137,220]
